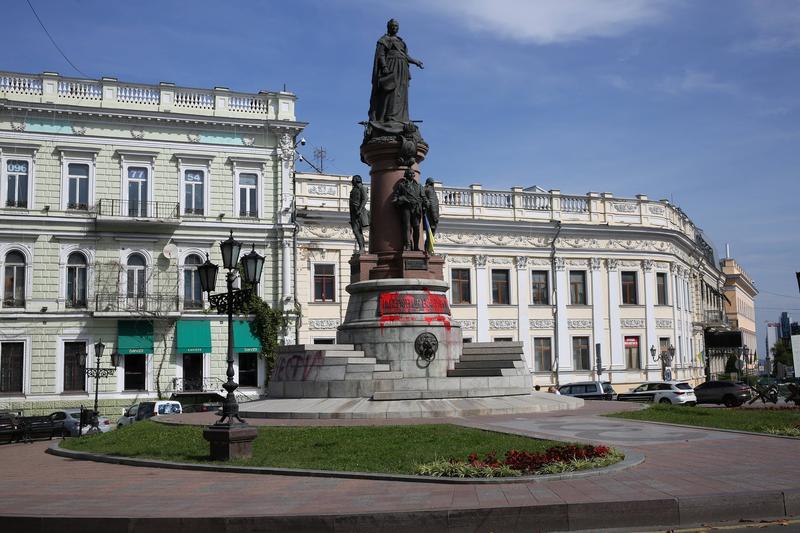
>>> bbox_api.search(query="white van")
[135,401,182,421]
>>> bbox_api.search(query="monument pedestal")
[202,423,258,461]
[349,251,444,282]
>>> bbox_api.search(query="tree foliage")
[772,340,793,367]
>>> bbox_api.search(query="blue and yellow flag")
[423,214,435,254]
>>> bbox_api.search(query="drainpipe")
[549,220,563,387]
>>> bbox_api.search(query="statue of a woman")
[368,19,423,127]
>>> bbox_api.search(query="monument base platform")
[241,392,582,420]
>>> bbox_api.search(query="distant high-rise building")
[780,312,791,340]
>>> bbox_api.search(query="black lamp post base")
[203,423,258,461]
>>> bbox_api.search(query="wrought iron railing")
[170,377,257,402]
[94,294,180,314]
[94,199,180,219]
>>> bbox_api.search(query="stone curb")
[604,414,800,440]
[45,441,644,485]
[3,489,797,533]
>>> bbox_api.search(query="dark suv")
[558,381,617,401]
[694,380,751,407]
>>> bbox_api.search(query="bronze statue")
[349,175,369,252]
[392,168,423,251]
[368,19,423,127]
[423,177,439,235]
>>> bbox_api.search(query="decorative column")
[475,255,489,342]
[515,256,531,368]
[607,259,625,369]
[643,259,658,375]
[554,257,571,371]
[590,258,605,375]
[671,264,681,376]
[274,127,302,345]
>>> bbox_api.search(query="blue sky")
[3,0,799,354]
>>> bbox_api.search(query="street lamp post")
[78,339,119,431]
[650,344,676,381]
[198,231,264,460]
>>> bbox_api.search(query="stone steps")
[372,388,531,401]
[447,368,504,377]
[454,360,516,369]
[459,353,523,362]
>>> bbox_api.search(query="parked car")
[170,392,226,413]
[116,404,139,429]
[694,380,752,407]
[558,381,617,400]
[617,381,697,405]
[135,401,182,421]
[49,408,112,437]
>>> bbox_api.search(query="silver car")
[50,408,113,436]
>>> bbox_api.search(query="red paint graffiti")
[272,352,323,382]
[379,291,450,315]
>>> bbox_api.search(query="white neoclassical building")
[293,173,734,391]
[0,71,305,414]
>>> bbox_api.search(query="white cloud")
[657,70,739,96]
[734,0,800,53]
[602,74,631,90]
[407,0,672,44]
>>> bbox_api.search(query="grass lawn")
[608,404,800,435]
[61,422,568,474]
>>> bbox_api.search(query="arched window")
[183,254,203,309]
[3,250,26,308]
[66,252,88,308]
[126,253,147,300]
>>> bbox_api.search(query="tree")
[772,340,793,367]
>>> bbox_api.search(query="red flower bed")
[462,444,611,474]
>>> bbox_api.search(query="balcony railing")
[95,199,180,219]
[95,294,180,314]
[0,71,295,121]
[296,173,700,242]
[704,309,727,325]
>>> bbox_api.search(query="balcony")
[94,293,180,317]
[703,309,728,326]
[0,71,296,122]
[94,199,180,224]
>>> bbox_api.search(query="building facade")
[720,256,758,366]
[293,173,732,392]
[0,71,304,414]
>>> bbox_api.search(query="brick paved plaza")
[1,401,799,532]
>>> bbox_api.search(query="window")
[126,253,147,301]
[124,354,146,391]
[494,337,513,342]
[0,342,24,393]
[451,268,471,304]
[5,160,29,208]
[569,271,586,305]
[3,250,26,308]
[127,167,149,217]
[491,269,510,304]
[183,255,203,309]
[534,337,552,371]
[313,338,336,344]
[67,163,90,210]
[624,336,640,369]
[238,173,258,218]
[183,169,205,215]
[659,337,671,356]
[531,271,549,305]
[656,272,668,305]
[313,264,336,302]
[463,338,472,343]
[66,252,88,308]
[63,341,86,392]
[621,271,638,304]
[182,354,203,390]
[572,336,590,370]
[239,353,258,387]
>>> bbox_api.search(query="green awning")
[176,320,212,354]
[233,320,261,353]
[117,320,154,355]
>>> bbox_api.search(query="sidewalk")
[1,401,798,532]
